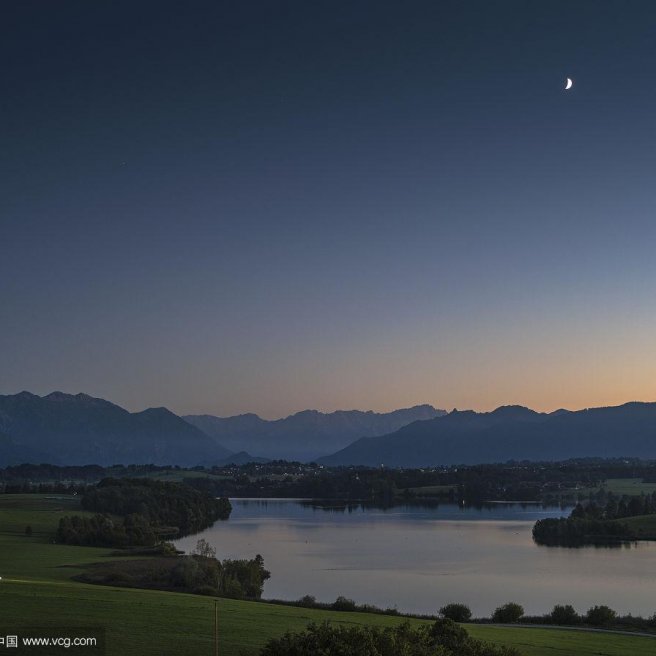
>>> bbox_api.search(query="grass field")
[406,477,656,501]
[1,494,654,655]
[115,468,230,482]
[132,470,222,482]
[620,513,656,539]
[562,477,656,499]
[603,478,656,496]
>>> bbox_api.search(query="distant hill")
[184,405,445,461]
[0,391,232,466]
[318,402,656,467]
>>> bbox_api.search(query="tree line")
[275,596,656,633]
[533,491,656,546]
[57,512,159,547]
[5,459,656,506]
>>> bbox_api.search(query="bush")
[259,619,522,656]
[297,595,316,607]
[193,585,218,596]
[586,605,616,627]
[158,541,178,556]
[440,603,473,622]
[492,602,524,623]
[331,596,357,612]
[550,604,579,625]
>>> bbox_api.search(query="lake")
[174,499,656,617]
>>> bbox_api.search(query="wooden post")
[214,599,218,656]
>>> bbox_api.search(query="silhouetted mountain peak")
[235,412,263,420]
[617,401,655,409]
[289,409,320,418]
[490,405,541,420]
[185,404,446,460]
[14,391,38,399]
[320,400,656,467]
[442,409,477,421]
[135,406,175,418]
[44,391,74,401]
[0,391,232,466]
[43,391,112,405]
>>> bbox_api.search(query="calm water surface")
[174,499,656,616]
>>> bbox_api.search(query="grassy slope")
[2,580,654,656]
[619,513,656,538]
[0,495,120,582]
[407,477,656,501]
[603,479,656,496]
[556,478,656,499]
[121,468,230,482]
[1,495,654,656]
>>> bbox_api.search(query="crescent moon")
[565,78,573,90]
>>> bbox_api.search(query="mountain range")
[183,405,444,461]
[0,391,442,466]
[0,391,231,466]
[318,403,656,466]
[4,391,656,468]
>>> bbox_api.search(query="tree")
[123,513,156,546]
[549,604,579,625]
[193,538,216,559]
[440,603,473,622]
[585,605,616,627]
[220,555,270,599]
[331,596,357,612]
[297,595,316,607]
[492,602,524,624]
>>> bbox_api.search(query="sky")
[2,1,656,418]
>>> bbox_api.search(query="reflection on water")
[174,499,656,616]
[298,499,567,513]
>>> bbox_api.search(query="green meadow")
[1,495,654,656]
[573,477,656,498]
[620,513,656,538]
[603,478,656,496]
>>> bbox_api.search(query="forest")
[57,478,231,547]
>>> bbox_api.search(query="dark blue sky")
[2,1,656,416]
